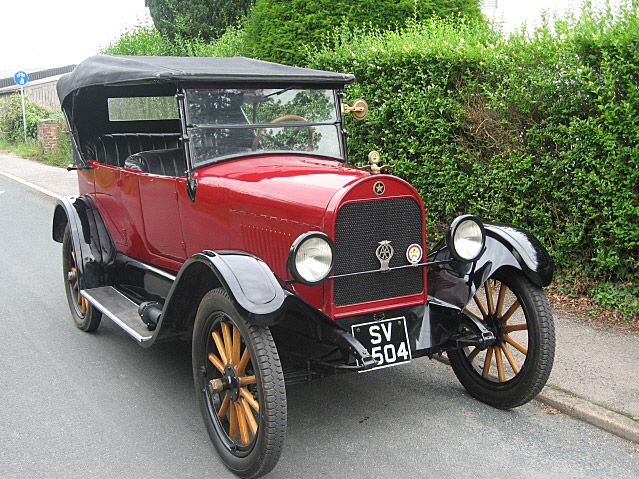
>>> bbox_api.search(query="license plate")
[351,317,412,371]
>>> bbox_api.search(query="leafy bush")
[245,0,483,65]
[146,0,254,41]
[102,23,251,57]
[309,7,639,317]
[101,24,171,56]
[0,93,52,141]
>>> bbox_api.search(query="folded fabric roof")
[57,55,355,103]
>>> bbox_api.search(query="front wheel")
[448,269,555,409]
[192,289,286,478]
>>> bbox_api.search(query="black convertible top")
[57,55,355,103]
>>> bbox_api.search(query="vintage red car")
[53,55,555,478]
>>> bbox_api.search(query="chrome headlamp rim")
[287,231,335,286]
[447,215,486,262]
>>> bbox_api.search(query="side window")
[89,97,183,171]
[107,96,179,122]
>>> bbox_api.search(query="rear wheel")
[62,225,101,332]
[448,269,555,408]
[192,289,286,478]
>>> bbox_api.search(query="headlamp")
[448,215,486,262]
[288,232,335,285]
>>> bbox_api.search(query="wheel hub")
[208,364,241,402]
[484,313,504,340]
[224,364,240,402]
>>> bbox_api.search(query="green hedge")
[102,23,251,57]
[245,0,482,65]
[146,0,254,41]
[308,9,639,315]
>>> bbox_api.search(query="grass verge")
[0,137,71,168]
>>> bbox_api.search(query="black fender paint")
[427,223,554,311]
[155,251,288,344]
[52,195,116,290]
[282,294,377,368]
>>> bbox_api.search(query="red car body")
[83,155,427,318]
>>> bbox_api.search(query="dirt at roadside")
[547,288,639,334]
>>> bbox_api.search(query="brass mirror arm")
[341,99,369,120]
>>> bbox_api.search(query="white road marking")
[0,170,61,199]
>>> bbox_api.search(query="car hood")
[193,155,369,230]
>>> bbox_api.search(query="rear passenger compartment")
[82,133,186,177]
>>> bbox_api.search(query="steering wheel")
[251,114,315,151]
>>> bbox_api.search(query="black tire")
[192,289,286,478]
[448,269,555,409]
[62,225,102,332]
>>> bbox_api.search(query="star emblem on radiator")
[373,181,385,195]
[375,240,394,270]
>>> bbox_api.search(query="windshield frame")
[181,86,347,169]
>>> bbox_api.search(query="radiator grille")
[333,197,424,306]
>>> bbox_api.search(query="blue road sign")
[14,71,29,86]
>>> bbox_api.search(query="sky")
[0,1,151,79]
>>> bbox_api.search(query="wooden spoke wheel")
[192,289,286,479]
[448,269,555,409]
[62,225,101,332]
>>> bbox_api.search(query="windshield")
[185,88,342,166]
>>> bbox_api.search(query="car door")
[137,173,187,262]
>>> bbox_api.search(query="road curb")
[538,387,639,444]
[434,355,639,444]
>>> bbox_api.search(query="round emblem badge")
[406,243,423,264]
[373,181,385,195]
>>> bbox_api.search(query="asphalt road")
[1,175,638,479]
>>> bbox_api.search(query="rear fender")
[52,196,116,290]
[427,223,553,311]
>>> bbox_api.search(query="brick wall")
[37,119,60,152]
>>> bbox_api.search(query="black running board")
[81,286,153,343]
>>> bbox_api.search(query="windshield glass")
[185,88,342,165]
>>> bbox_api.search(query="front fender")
[427,223,553,310]
[158,251,287,341]
[484,223,553,287]
[52,195,116,290]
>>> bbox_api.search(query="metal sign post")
[20,86,27,142]
[14,71,29,143]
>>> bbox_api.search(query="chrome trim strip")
[81,289,152,343]
[284,260,452,285]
